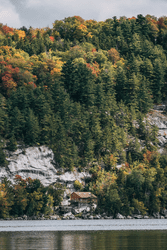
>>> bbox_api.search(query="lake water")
[1,219,167,250]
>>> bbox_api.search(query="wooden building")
[71,192,97,204]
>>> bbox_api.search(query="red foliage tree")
[49,36,54,42]
[2,25,14,35]
[0,61,19,95]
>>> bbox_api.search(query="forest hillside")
[1,14,167,218]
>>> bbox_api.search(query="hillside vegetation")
[1,15,167,218]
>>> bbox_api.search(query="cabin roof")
[71,192,97,199]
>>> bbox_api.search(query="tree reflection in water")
[1,231,167,250]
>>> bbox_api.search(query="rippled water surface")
[1,220,167,250]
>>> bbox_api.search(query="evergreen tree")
[25,108,40,145]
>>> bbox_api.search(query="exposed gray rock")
[143,216,150,219]
[104,216,113,219]
[116,213,124,219]
[146,107,167,150]
[1,146,57,186]
[133,215,143,219]
[58,171,91,183]
[69,214,75,220]
[22,215,27,220]
[91,203,97,211]
[63,212,72,218]
[0,146,91,188]
[153,105,166,111]
[62,217,68,220]
[126,215,133,219]
[17,217,23,220]
[89,215,94,219]
[94,214,101,219]
[153,212,161,219]
[161,209,167,216]
[102,212,107,217]
[72,206,90,215]
[82,214,87,219]
[61,200,70,206]
[49,215,59,220]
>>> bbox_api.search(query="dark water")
[1,220,167,250]
[1,230,167,250]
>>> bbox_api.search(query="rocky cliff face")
[147,105,167,152]
[0,145,91,187]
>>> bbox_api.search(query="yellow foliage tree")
[15,30,26,39]
[0,184,11,218]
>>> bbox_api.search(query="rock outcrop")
[146,106,167,151]
[0,145,91,187]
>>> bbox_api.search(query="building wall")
[71,192,80,201]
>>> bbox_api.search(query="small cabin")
[71,192,97,204]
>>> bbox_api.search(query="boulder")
[69,214,75,220]
[104,216,108,219]
[49,215,59,220]
[143,216,149,219]
[107,216,113,219]
[116,213,124,219]
[94,214,101,219]
[31,216,37,220]
[22,215,27,220]
[133,215,143,219]
[161,209,167,217]
[91,203,97,211]
[126,215,133,219]
[62,217,68,220]
[17,217,23,220]
[63,212,72,218]
[39,217,45,220]
[72,206,89,214]
[82,214,87,219]
[89,215,94,219]
[153,212,161,219]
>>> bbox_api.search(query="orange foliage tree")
[108,48,120,64]
[86,61,100,77]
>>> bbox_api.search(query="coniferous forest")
[1,15,167,218]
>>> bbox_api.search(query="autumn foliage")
[0,176,58,218]
[108,48,120,64]
[0,15,167,217]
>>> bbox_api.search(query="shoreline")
[1,219,167,232]
[0,216,166,221]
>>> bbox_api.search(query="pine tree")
[25,108,40,145]
[152,58,165,103]
[7,134,17,152]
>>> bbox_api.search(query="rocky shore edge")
[1,211,167,221]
